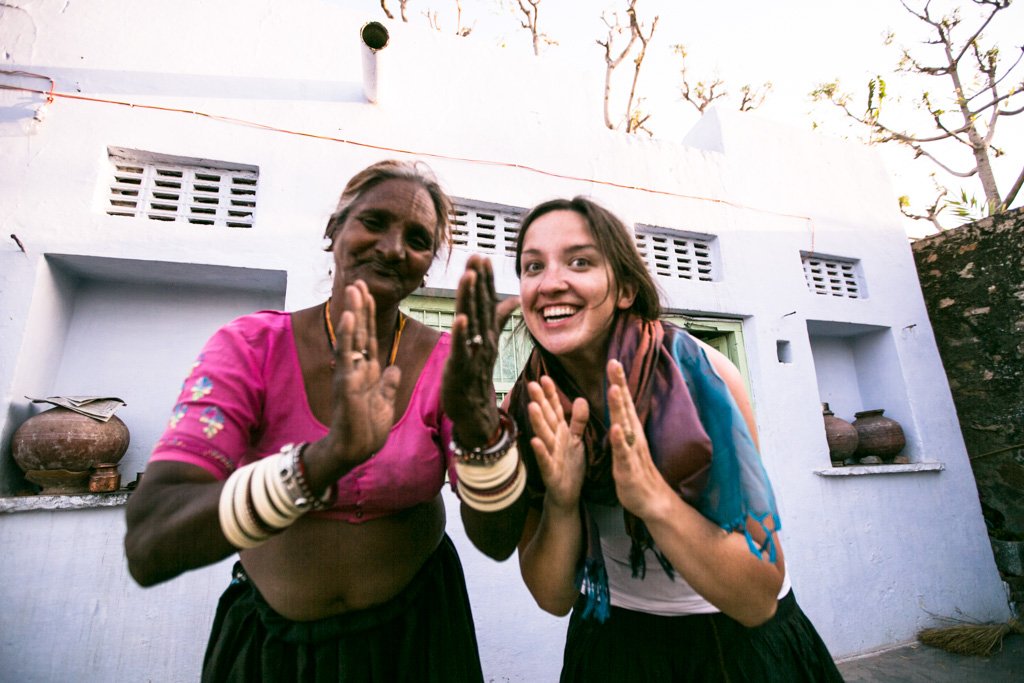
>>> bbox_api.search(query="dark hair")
[323,159,453,256]
[514,197,662,320]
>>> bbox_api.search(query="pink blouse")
[149,310,457,522]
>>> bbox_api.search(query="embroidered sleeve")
[149,320,266,479]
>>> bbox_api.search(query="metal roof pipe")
[360,21,390,104]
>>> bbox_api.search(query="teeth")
[543,305,577,320]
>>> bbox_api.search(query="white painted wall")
[0,1,1010,680]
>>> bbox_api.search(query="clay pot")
[852,409,906,463]
[822,403,858,467]
[11,407,130,494]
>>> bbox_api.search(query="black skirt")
[202,535,484,683]
[560,590,844,682]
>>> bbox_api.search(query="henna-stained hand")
[442,254,520,447]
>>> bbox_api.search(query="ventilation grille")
[802,254,862,298]
[106,148,258,228]
[450,199,525,257]
[634,226,716,281]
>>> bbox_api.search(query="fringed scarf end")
[737,512,780,563]
[577,557,611,623]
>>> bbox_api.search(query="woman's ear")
[616,282,637,310]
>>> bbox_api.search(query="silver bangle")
[275,443,335,511]
[276,446,314,511]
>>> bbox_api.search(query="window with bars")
[801,253,863,299]
[401,296,531,401]
[634,226,717,282]
[106,147,258,228]
[450,199,525,257]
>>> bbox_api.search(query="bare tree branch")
[812,0,1021,227]
[673,43,769,115]
[623,7,658,133]
[423,1,472,37]
[900,182,948,234]
[380,0,409,22]
[1005,164,1024,207]
[513,0,556,56]
[596,3,640,130]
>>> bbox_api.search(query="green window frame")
[662,314,753,398]
[401,295,532,402]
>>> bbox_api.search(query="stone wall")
[912,209,1024,544]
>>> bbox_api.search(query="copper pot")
[88,463,122,493]
[12,407,130,493]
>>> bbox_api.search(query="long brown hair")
[514,197,662,320]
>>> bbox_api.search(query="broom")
[918,617,1023,656]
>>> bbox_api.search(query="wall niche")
[806,320,918,466]
[1,254,286,497]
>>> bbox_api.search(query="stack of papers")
[27,396,127,422]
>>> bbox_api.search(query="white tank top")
[590,502,791,617]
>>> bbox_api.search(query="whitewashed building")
[0,2,1010,681]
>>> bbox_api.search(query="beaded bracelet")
[290,443,337,510]
[450,409,518,465]
[455,443,519,490]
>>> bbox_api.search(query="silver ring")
[350,350,368,363]
[466,334,484,348]
[624,431,636,447]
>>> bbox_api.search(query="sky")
[360,0,1024,238]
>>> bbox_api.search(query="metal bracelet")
[276,445,314,511]
[276,442,335,511]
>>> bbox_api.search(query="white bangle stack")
[218,443,336,550]
[451,410,527,513]
[455,446,527,512]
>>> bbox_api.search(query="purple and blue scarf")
[507,313,780,621]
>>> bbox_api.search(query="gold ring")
[625,431,636,447]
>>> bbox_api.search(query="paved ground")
[836,633,1024,682]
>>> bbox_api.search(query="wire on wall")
[0,70,817,249]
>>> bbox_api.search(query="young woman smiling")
[476,197,843,681]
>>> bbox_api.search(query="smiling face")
[519,209,636,373]
[331,178,438,305]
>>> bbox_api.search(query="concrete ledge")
[814,462,945,477]
[0,491,130,513]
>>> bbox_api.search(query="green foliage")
[809,80,847,106]
[944,188,1005,224]
[866,76,887,121]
